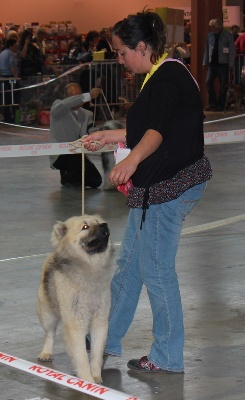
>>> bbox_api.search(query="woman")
[80,9,212,373]
[18,29,43,77]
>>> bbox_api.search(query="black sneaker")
[127,356,183,373]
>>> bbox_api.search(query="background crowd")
[0,19,245,123]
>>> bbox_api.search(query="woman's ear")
[137,41,147,53]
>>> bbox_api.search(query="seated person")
[50,83,102,188]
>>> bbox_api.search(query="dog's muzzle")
[84,223,110,254]
[99,223,110,238]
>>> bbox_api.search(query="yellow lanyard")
[140,51,168,90]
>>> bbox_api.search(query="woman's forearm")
[129,129,163,165]
[104,129,126,144]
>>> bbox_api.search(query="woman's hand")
[108,128,163,185]
[71,128,126,151]
[71,131,106,151]
[109,155,138,186]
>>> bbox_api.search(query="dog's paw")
[93,375,103,384]
[77,372,95,383]
[38,352,53,362]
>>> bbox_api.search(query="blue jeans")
[206,64,229,109]
[105,182,207,372]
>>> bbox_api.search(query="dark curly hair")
[111,8,167,64]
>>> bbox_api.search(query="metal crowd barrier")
[45,60,145,108]
[1,56,245,125]
[234,54,245,85]
[0,60,145,124]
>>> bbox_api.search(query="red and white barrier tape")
[4,63,91,93]
[0,128,245,158]
[0,142,117,158]
[204,128,245,145]
[0,352,140,400]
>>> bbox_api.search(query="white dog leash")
[93,77,114,126]
[81,143,85,215]
[71,137,101,216]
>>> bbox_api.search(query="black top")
[96,39,111,52]
[126,60,204,188]
[19,43,43,77]
[211,33,220,65]
[184,32,191,45]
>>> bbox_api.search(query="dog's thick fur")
[224,83,245,112]
[224,84,241,112]
[37,215,114,383]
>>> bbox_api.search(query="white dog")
[37,215,114,383]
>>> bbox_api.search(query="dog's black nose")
[100,223,109,236]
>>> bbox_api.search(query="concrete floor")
[1,111,245,400]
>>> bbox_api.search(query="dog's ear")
[52,221,67,241]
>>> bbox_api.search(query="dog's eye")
[82,224,89,230]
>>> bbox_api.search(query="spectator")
[171,42,191,67]
[0,38,3,53]
[0,38,19,122]
[35,27,48,58]
[231,24,240,41]
[183,20,191,64]
[234,32,245,84]
[50,83,102,188]
[83,30,100,53]
[67,34,85,60]
[203,18,235,111]
[6,30,19,41]
[9,25,19,32]
[18,29,43,77]
[97,28,112,52]
[0,38,18,78]
[235,31,245,53]
[97,27,116,59]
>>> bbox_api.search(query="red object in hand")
[117,179,133,196]
[115,142,133,195]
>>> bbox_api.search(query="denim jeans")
[206,64,229,109]
[105,182,207,372]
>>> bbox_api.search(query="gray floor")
[1,111,245,400]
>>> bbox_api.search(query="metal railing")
[234,54,245,85]
[0,60,145,124]
[1,56,245,125]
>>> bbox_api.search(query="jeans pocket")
[179,182,207,218]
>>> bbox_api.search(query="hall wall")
[1,0,191,34]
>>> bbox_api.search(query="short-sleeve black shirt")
[126,60,204,188]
